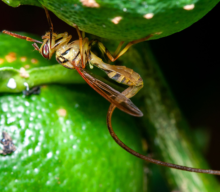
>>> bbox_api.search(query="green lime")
[0,85,144,191]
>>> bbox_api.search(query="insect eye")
[42,43,50,59]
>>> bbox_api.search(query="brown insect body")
[56,38,90,69]
[37,24,144,107]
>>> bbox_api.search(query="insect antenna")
[107,103,220,175]
[74,25,85,68]
[2,30,42,44]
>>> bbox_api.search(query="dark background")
[1,1,220,172]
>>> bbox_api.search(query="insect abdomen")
[107,71,130,85]
[103,66,143,87]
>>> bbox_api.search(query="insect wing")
[74,65,143,117]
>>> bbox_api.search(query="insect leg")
[43,6,54,33]
[32,43,40,51]
[112,41,124,58]
[95,34,153,62]
[121,85,143,99]
[43,6,54,48]
[82,31,85,38]
[51,33,72,50]
[74,25,85,68]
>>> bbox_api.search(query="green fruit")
[3,0,219,40]
[0,33,144,191]
[0,85,144,191]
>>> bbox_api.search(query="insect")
[3,7,150,117]
[3,7,220,175]
[0,131,16,155]
[23,82,41,96]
